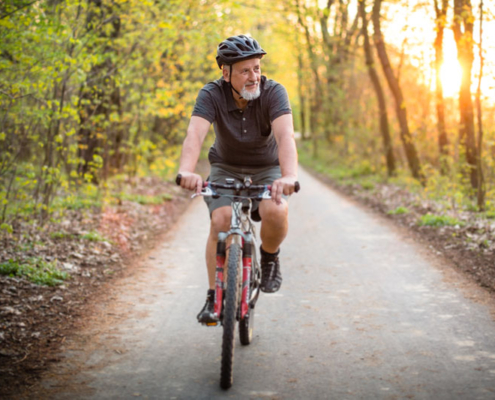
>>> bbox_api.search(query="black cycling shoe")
[197,289,217,324]
[260,247,282,293]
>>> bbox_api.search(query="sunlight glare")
[440,62,462,98]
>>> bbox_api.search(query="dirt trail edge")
[17,166,495,399]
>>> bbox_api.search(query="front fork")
[241,241,252,319]
[213,240,226,321]
[213,232,253,322]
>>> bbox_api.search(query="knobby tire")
[239,304,255,345]
[239,246,259,345]
[220,243,241,390]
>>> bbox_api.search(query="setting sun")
[381,1,495,104]
[440,62,462,98]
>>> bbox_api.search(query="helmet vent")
[216,35,266,69]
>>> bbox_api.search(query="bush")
[0,258,69,286]
[387,206,410,215]
[418,214,464,227]
[81,231,108,242]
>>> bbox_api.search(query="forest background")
[1,0,495,235]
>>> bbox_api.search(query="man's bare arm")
[271,113,298,203]
[178,116,211,193]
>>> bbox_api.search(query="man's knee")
[210,206,231,234]
[259,200,288,225]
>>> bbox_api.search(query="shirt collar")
[222,78,240,112]
[222,76,266,112]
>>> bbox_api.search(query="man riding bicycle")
[177,35,298,323]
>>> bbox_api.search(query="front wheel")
[239,304,255,345]
[239,244,260,345]
[220,243,241,390]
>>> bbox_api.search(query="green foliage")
[1,0,228,227]
[360,178,376,191]
[1,223,13,234]
[50,231,75,239]
[298,141,383,189]
[50,229,110,242]
[114,193,172,205]
[0,258,69,286]
[2,0,493,229]
[388,206,410,215]
[418,214,465,227]
[81,231,107,242]
[55,186,103,211]
[58,196,103,211]
[299,139,492,227]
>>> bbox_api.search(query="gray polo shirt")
[191,76,292,167]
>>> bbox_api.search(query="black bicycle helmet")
[216,35,267,69]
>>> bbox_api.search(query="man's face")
[225,58,261,100]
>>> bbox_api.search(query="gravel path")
[29,166,495,400]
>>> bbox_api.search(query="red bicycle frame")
[212,234,253,324]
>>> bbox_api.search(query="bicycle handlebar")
[175,174,300,193]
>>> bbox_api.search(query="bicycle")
[176,174,300,389]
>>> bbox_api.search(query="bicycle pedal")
[203,321,219,327]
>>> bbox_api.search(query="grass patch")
[15,242,35,252]
[0,258,69,286]
[113,192,173,205]
[360,179,376,191]
[485,211,495,219]
[387,206,410,215]
[51,230,110,243]
[50,231,76,240]
[54,196,102,210]
[53,185,103,211]
[297,141,386,187]
[418,214,465,227]
[59,197,102,210]
[81,231,107,242]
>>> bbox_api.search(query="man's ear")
[222,66,230,82]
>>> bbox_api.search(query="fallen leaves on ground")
[0,176,189,397]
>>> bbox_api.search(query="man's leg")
[205,206,231,289]
[197,205,231,323]
[259,199,289,252]
[258,199,289,293]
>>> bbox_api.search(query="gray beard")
[240,83,260,100]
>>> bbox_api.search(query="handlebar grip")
[294,181,300,193]
[175,174,182,186]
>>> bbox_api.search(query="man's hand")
[270,176,298,205]
[177,171,203,194]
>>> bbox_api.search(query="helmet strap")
[229,65,243,100]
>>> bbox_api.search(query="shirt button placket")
[240,110,245,136]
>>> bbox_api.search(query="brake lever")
[192,186,215,199]
[261,190,271,200]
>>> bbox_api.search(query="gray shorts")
[204,163,287,217]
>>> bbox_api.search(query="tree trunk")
[77,0,122,183]
[359,0,395,177]
[296,0,322,157]
[453,0,478,189]
[433,0,449,172]
[476,0,485,209]
[372,0,424,184]
[297,52,307,140]
[320,0,359,143]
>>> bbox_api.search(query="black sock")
[260,246,280,257]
